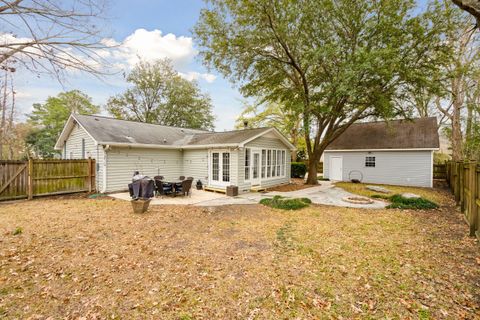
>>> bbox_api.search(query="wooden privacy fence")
[433,164,447,179]
[446,161,479,240]
[0,159,95,201]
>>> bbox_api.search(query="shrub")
[260,195,311,210]
[12,227,22,235]
[291,162,307,178]
[384,194,438,210]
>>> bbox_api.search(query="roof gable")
[325,117,440,151]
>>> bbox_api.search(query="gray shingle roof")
[325,117,439,150]
[71,114,273,147]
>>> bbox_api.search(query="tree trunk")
[451,77,464,161]
[305,148,323,184]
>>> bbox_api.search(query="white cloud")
[179,71,217,83]
[108,28,196,68]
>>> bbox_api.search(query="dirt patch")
[266,178,315,192]
[0,196,478,319]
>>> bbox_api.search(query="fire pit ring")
[342,196,373,204]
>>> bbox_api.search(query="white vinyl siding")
[183,149,208,185]
[324,150,433,187]
[105,147,183,192]
[62,123,104,191]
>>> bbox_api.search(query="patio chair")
[158,182,174,197]
[179,176,185,181]
[186,176,194,181]
[175,179,193,197]
[154,175,164,181]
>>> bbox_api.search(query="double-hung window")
[267,150,271,177]
[261,150,266,178]
[365,156,375,167]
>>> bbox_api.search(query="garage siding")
[105,147,183,192]
[62,124,105,191]
[324,150,433,187]
[183,149,209,185]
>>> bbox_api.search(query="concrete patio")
[109,181,387,209]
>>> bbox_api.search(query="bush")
[291,162,307,178]
[260,195,311,210]
[377,194,438,210]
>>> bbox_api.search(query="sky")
[13,0,244,131]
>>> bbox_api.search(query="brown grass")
[335,181,448,205]
[266,178,314,192]
[0,194,478,319]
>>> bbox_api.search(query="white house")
[323,117,440,187]
[54,114,295,193]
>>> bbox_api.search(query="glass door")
[209,150,230,186]
[251,151,261,185]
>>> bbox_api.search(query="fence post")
[27,158,33,200]
[455,162,461,204]
[469,161,478,236]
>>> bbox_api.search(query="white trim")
[430,150,434,188]
[94,142,240,150]
[101,148,108,193]
[324,148,439,152]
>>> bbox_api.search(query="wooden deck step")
[250,186,267,192]
[203,186,226,194]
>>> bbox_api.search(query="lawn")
[0,192,479,319]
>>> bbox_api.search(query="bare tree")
[0,0,111,78]
[452,0,480,26]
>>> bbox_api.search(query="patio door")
[209,150,231,187]
[251,150,261,185]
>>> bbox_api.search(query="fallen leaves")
[0,195,478,319]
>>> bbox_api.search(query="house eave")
[324,148,440,152]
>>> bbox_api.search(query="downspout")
[101,144,110,193]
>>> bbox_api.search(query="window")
[276,150,281,176]
[244,148,250,180]
[222,152,230,182]
[267,150,271,177]
[272,150,277,177]
[253,153,259,179]
[281,150,286,176]
[212,153,219,180]
[261,150,266,178]
[81,138,86,158]
[365,156,375,167]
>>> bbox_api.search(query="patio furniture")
[179,176,185,181]
[186,177,194,181]
[174,179,193,197]
[159,182,174,196]
[153,176,164,196]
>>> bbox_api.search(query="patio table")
[165,180,183,197]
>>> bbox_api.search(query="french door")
[251,150,261,185]
[209,150,231,187]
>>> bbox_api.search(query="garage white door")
[329,156,343,181]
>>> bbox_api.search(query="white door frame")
[208,149,231,187]
[329,156,343,181]
[251,149,261,185]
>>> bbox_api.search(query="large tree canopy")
[107,59,215,130]
[194,0,448,183]
[26,90,99,158]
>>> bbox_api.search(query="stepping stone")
[401,193,421,199]
[366,185,391,193]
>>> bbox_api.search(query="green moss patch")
[260,195,311,210]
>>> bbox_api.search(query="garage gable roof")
[325,117,440,151]
[54,114,295,150]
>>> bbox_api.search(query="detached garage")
[323,117,440,188]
